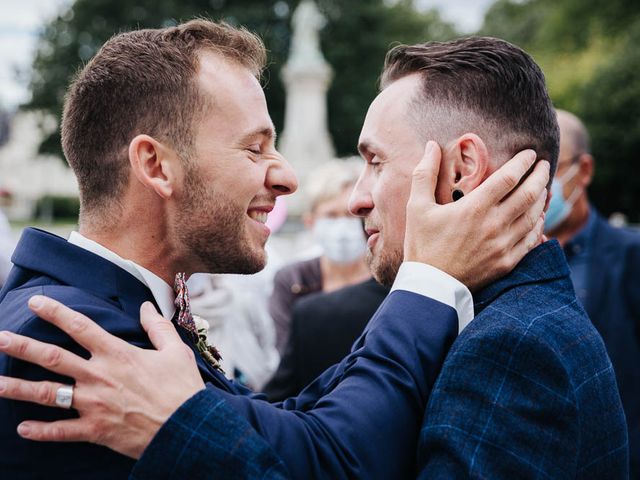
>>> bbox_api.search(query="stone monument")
[278,0,335,215]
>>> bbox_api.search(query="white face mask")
[313,217,367,264]
[544,162,582,232]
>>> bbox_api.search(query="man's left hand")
[0,296,205,459]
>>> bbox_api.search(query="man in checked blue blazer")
[0,21,552,480]
[360,40,627,478]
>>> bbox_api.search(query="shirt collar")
[68,231,176,319]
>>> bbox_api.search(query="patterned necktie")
[173,272,224,373]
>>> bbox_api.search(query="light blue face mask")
[544,163,581,232]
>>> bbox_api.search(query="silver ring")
[55,385,74,409]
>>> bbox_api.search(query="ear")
[438,133,489,203]
[577,153,594,188]
[128,134,181,200]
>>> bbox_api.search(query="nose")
[268,154,298,196]
[348,172,373,217]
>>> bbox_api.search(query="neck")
[79,219,181,286]
[320,256,371,293]
[550,196,591,247]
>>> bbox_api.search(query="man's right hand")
[404,141,549,292]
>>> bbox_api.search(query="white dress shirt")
[68,232,473,333]
[391,262,474,333]
[68,232,176,319]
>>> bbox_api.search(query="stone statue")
[278,0,335,215]
[289,0,326,66]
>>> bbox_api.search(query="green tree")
[25,0,457,159]
[577,26,640,221]
[479,0,640,221]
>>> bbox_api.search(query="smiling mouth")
[248,211,268,224]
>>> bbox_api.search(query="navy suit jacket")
[579,212,640,476]
[0,228,286,479]
[417,241,628,479]
[0,229,461,479]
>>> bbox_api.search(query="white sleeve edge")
[390,261,474,333]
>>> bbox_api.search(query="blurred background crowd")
[0,0,638,450]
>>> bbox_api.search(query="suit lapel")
[11,228,235,392]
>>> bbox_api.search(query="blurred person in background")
[264,277,388,401]
[269,160,371,354]
[0,208,14,287]
[546,109,640,476]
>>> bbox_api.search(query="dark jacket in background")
[264,278,388,401]
[269,257,322,354]
[574,212,640,476]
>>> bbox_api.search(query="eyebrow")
[241,126,277,144]
[357,139,383,159]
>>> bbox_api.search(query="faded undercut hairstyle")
[61,19,266,223]
[380,37,559,183]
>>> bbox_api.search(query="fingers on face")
[474,150,538,207]
[408,141,441,207]
[28,296,116,355]
[500,160,550,222]
[0,331,87,379]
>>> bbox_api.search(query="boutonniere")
[192,314,224,374]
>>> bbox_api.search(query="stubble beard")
[175,167,266,275]
[367,243,403,287]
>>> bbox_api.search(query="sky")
[0,0,494,110]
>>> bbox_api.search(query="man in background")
[547,109,640,476]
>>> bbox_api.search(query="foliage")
[577,26,640,220]
[480,0,640,221]
[24,0,457,159]
[33,195,80,220]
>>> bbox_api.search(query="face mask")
[544,163,582,232]
[313,217,367,264]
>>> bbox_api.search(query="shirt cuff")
[391,261,474,333]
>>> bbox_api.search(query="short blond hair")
[305,158,362,213]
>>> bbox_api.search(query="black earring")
[452,189,464,201]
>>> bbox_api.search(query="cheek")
[380,182,409,246]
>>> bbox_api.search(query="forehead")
[197,52,272,132]
[359,74,423,154]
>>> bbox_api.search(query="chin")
[367,249,402,287]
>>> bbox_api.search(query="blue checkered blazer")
[417,241,629,479]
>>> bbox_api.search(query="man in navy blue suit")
[353,39,626,478]
[0,21,550,479]
[546,109,640,477]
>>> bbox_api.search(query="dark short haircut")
[61,19,266,220]
[381,37,559,181]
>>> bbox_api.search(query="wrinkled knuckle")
[524,187,538,207]
[43,346,63,368]
[49,424,67,441]
[14,337,29,357]
[36,382,54,405]
[48,302,61,317]
[501,173,518,192]
[69,314,88,334]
